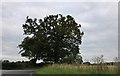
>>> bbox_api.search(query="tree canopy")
[18,14,84,64]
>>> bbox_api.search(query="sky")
[1,0,119,62]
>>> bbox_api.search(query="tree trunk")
[54,50,58,63]
[30,58,37,65]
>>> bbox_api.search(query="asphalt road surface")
[1,70,36,76]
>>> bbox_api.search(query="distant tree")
[16,61,21,63]
[92,55,105,72]
[113,57,119,66]
[113,57,119,63]
[18,14,84,64]
[3,60,9,63]
[92,55,104,64]
[83,62,91,65]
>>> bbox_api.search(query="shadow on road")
[1,70,36,76]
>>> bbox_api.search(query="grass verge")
[36,64,119,75]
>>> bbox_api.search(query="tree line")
[1,56,119,70]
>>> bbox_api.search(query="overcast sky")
[1,1,118,62]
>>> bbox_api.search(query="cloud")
[2,54,29,62]
[81,49,118,62]
[1,0,119,2]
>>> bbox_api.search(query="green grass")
[36,66,80,74]
[36,64,119,74]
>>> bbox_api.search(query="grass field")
[36,64,119,75]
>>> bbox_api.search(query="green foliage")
[2,60,32,70]
[61,53,83,64]
[18,14,84,63]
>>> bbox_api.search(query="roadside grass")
[36,64,119,74]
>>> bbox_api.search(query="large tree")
[18,14,84,64]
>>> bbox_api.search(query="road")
[1,70,36,76]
